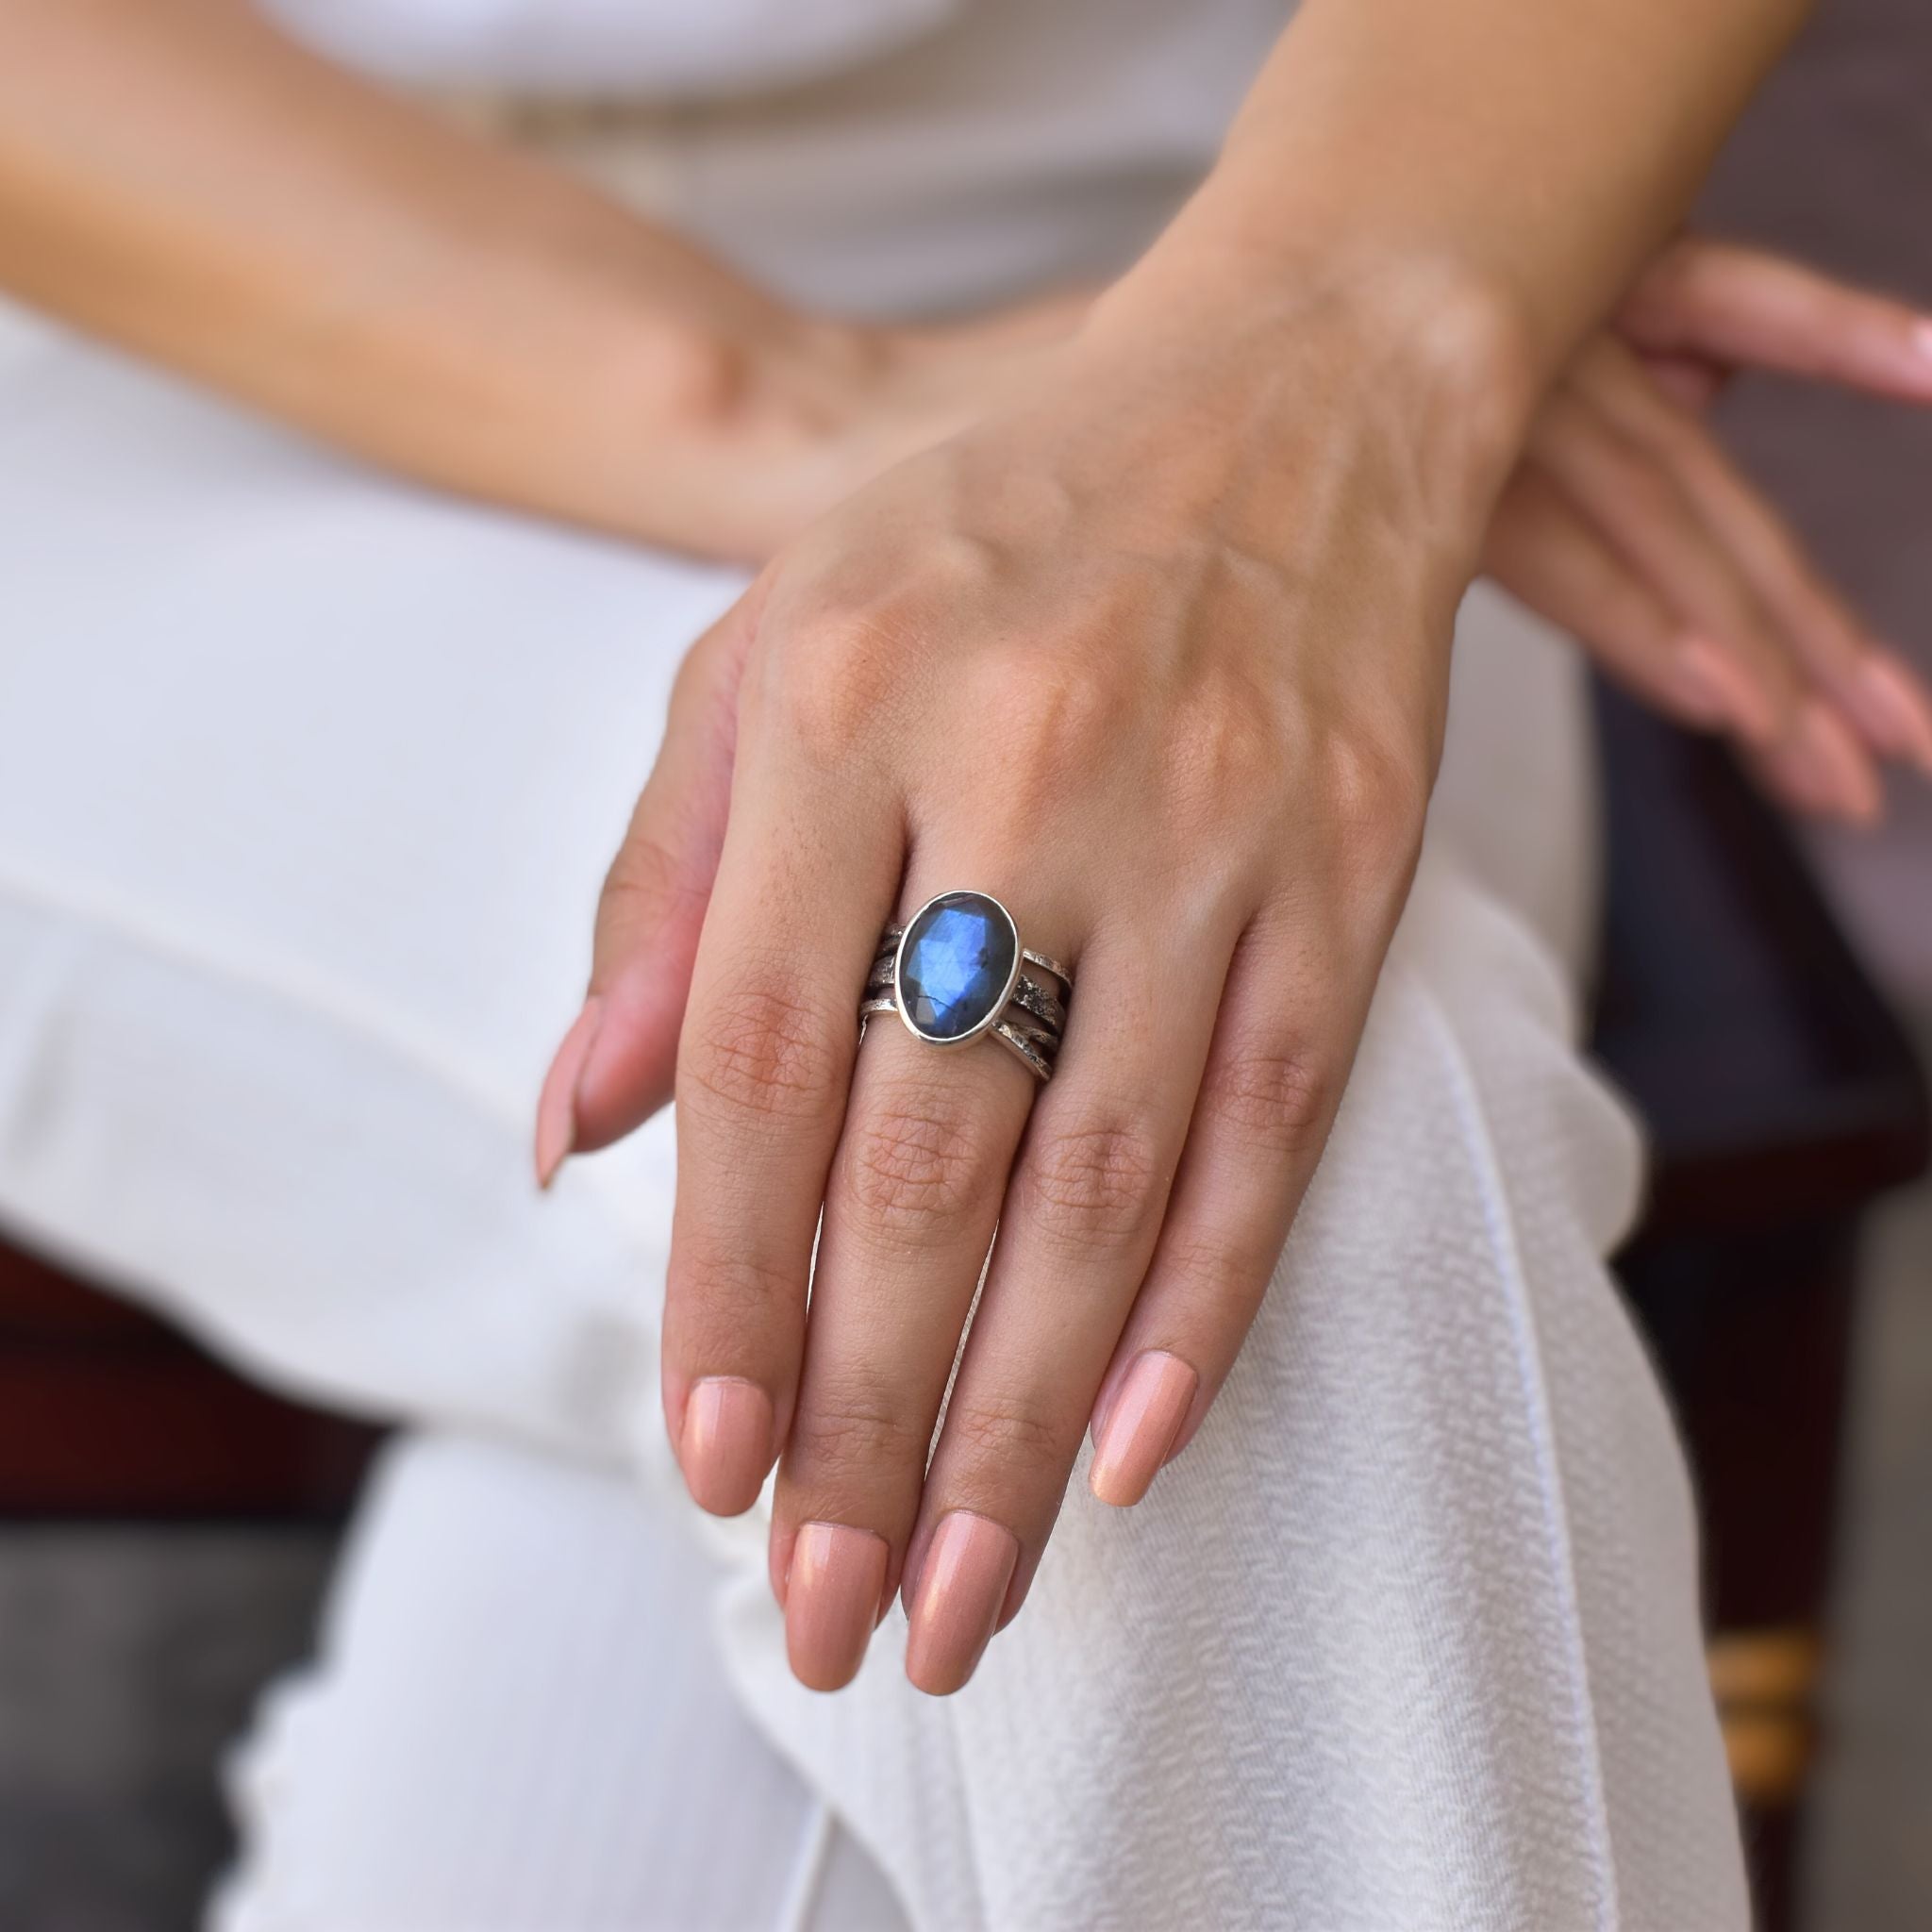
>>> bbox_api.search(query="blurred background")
[2,1,1930,1928]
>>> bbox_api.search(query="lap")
[0,320,1745,1927]
[215,1432,910,1932]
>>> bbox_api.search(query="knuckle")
[1198,1041,1334,1161]
[682,977,842,1124]
[977,647,1127,809]
[671,1238,800,1336]
[598,827,701,938]
[941,1396,1067,1473]
[791,1382,931,1477]
[766,627,875,759]
[1023,1114,1165,1247]
[767,605,917,766]
[1154,1225,1278,1315]
[1318,725,1429,875]
[1159,680,1284,838]
[841,1096,992,1242]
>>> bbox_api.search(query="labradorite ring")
[858,890,1072,1081]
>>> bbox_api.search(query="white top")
[255,0,1295,314]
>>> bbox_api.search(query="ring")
[858,890,1072,1081]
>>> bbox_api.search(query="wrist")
[1080,229,1539,555]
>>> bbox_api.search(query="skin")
[555,0,1932,1698]
[7,0,1932,1695]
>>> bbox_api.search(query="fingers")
[770,873,1047,1690]
[1622,236,1932,402]
[1084,908,1363,1508]
[1527,380,1806,748]
[1483,467,1749,730]
[1524,358,1905,822]
[1571,343,1932,776]
[534,587,760,1185]
[659,737,901,1520]
[898,923,1230,1695]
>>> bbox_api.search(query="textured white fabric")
[0,316,1745,1922]
[0,5,1745,1917]
[213,1434,912,1932]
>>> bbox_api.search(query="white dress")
[0,2,1749,1926]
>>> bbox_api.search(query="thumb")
[534,581,763,1185]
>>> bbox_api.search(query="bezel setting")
[891,890,1024,1050]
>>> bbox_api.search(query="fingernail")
[679,1377,774,1516]
[1090,1351,1197,1507]
[1850,652,1932,775]
[1677,635,1780,744]
[535,997,603,1189]
[786,1524,890,1692]
[905,1512,1019,1696]
[1795,700,1885,826]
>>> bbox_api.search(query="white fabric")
[0,309,1745,1924]
[264,0,1299,318]
[213,1433,911,1932]
[0,5,1744,1917]
[258,0,961,100]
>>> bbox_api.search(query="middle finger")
[771,867,1071,1690]
[900,916,1232,1693]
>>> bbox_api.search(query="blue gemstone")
[899,893,1017,1042]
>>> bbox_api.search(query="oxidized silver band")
[858,891,1072,1082]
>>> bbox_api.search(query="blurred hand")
[1491,237,1932,823]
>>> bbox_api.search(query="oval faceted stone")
[898,892,1018,1042]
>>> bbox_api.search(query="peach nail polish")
[1090,1351,1198,1507]
[905,1512,1019,1697]
[1796,700,1885,826]
[786,1524,889,1692]
[680,1377,774,1517]
[1677,635,1778,744]
[534,997,603,1189]
[1852,653,1932,776]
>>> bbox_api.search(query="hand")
[542,258,1518,1692]
[775,243,1932,825]
[738,288,1093,555]
[1488,237,1932,820]
[536,238,1932,1180]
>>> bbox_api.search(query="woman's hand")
[786,244,1932,824]
[1488,238,1932,821]
[545,255,1522,1692]
[533,244,1932,1700]
[537,237,1932,1189]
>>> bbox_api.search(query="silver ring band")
[859,891,1072,1082]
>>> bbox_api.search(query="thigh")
[215,1432,909,1932]
[0,314,739,1453]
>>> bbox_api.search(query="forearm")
[1108,0,1811,504]
[0,0,852,550]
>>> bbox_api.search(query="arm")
[0,0,922,556]
[546,0,1880,1698]
[1141,0,1810,398]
